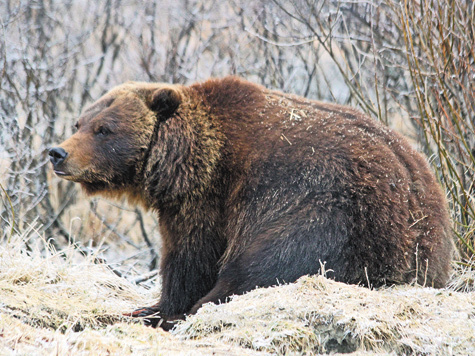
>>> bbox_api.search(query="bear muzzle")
[49,147,69,176]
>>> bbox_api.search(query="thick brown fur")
[50,76,454,330]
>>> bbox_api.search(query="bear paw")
[124,307,180,331]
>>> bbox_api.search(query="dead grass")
[447,258,475,293]
[1,229,474,355]
[175,276,475,355]
[0,230,259,355]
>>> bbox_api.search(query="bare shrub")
[1,0,473,275]
[0,0,160,273]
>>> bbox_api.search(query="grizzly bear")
[49,76,454,330]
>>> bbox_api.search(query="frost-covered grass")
[0,231,257,355]
[175,275,475,355]
[1,229,474,355]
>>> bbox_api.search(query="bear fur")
[49,76,454,330]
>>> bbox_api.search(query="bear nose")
[49,147,68,166]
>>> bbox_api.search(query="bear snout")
[49,147,68,170]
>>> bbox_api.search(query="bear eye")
[96,126,111,136]
[74,122,79,131]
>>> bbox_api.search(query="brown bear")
[49,76,454,330]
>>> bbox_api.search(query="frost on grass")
[1,230,475,355]
[447,258,475,293]
[0,231,260,355]
[174,275,475,355]
[0,232,146,333]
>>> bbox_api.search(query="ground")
[0,233,474,355]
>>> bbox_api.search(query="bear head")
[49,82,183,204]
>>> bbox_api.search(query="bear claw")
[124,307,177,330]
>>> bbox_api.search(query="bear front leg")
[126,240,223,330]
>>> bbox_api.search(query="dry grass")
[0,230,258,355]
[175,276,475,355]
[1,229,474,355]
[447,259,475,293]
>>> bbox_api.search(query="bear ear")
[149,87,182,120]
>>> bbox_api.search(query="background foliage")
[1,0,474,274]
